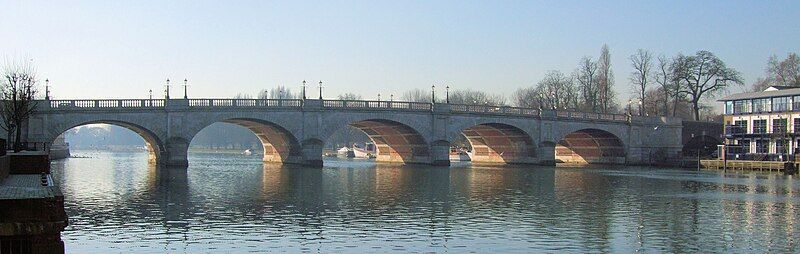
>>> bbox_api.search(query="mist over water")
[50,150,800,253]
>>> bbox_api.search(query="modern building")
[719,86,800,160]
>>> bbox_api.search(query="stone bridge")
[17,98,686,167]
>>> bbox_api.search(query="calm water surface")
[50,150,800,253]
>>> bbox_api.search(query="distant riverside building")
[720,86,800,160]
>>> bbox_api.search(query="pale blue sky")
[1,1,798,102]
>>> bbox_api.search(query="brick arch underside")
[57,121,163,163]
[556,129,625,164]
[349,120,429,164]
[223,119,302,164]
[462,124,536,164]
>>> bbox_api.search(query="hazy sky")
[2,1,798,103]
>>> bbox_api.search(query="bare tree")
[258,85,298,99]
[597,44,617,113]
[750,52,800,91]
[514,71,578,110]
[767,53,800,86]
[654,55,673,116]
[672,51,743,121]
[448,88,505,105]
[575,57,599,112]
[337,93,363,100]
[629,49,653,116]
[1,61,40,151]
[401,88,431,103]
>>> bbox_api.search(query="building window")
[753,98,771,113]
[773,119,787,133]
[794,96,800,110]
[734,100,751,114]
[733,120,748,134]
[776,140,788,154]
[756,140,768,153]
[795,118,800,133]
[725,101,733,114]
[773,97,790,112]
[753,119,767,134]
[739,140,750,153]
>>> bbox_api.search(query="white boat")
[243,149,253,156]
[337,147,355,157]
[449,148,472,161]
[352,142,377,158]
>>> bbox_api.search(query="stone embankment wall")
[0,150,67,254]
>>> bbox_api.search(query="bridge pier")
[430,140,451,166]
[301,139,324,168]
[164,138,190,167]
[537,142,557,166]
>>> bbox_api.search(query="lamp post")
[165,78,170,99]
[318,81,323,100]
[378,93,381,101]
[45,79,50,100]
[627,99,632,116]
[431,85,436,104]
[390,94,393,102]
[183,79,188,99]
[302,80,307,100]
[638,100,643,116]
[446,85,450,104]
[148,89,152,100]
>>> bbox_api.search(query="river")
[49,150,799,253]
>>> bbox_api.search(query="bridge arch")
[452,122,537,164]
[321,117,431,164]
[188,118,304,164]
[554,128,626,164]
[48,120,165,163]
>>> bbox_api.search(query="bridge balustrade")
[48,99,166,108]
[187,99,302,108]
[322,100,432,111]
[38,99,631,122]
[450,104,539,116]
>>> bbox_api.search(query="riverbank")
[0,151,68,253]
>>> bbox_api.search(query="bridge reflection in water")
[49,152,799,253]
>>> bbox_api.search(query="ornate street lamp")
[446,85,450,104]
[149,89,153,100]
[302,80,307,100]
[318,81,323,100]
[431,84,436,104]
[183,79,188,99]
[165,78,170,99]
[378,93,381,101]
[45,79,50,100]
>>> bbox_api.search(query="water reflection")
[50,151,800,253]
